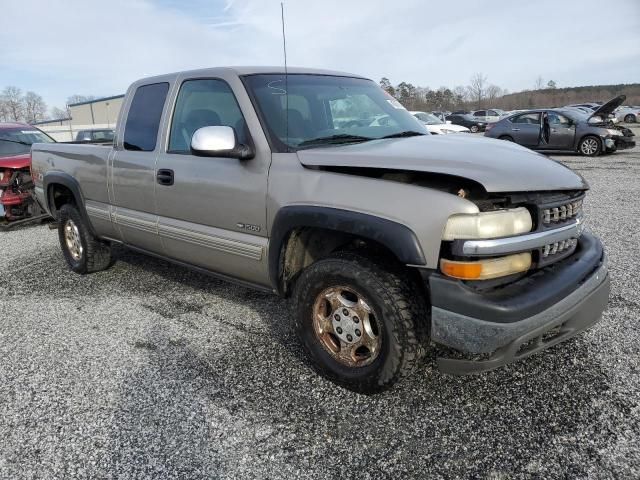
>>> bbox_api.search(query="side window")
[474,110,486,117]
[124,83,169,151]
[512,112,541,124]
[548,112,570,125]
[168,79,247,153]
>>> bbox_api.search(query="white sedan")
[410,111,470,134]
[615,106,639,123]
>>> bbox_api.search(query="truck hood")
[0,153,31,170]
[296,134,587,193]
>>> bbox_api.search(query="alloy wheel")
[312,286,381,367]
[64,219,83,261]
[580,138,599,155]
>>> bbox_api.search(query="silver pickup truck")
[31,67,610,393]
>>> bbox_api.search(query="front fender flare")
[268,205,426,293]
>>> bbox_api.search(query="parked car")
[614,106,639,123]
[410,111,470,134]
[485,95,635,156]
[75,128,115,143]
[470,109,507,123]
[445,114,486,133]
[0,123,53,225]
[32,66,609,393]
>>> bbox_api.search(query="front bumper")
[428,231,610,374]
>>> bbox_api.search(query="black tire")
[499,135,514,142]
[470,125,479,133]
[578,135,602,157]
[58,204,113,274]
[291,251,428,394]
[624,114,636,123]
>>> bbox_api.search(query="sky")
[1,0,639,111]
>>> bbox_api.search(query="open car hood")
[0,153,31,170]
[591,95,626,119]
[297,134,587,193]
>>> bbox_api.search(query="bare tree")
[24,91,47,124]
[486,84,503,101]
[50,106,68,120]
[534,76,545,90]
[468,73,488,108]
[1,86,25,121]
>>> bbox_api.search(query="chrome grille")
[542,199,582,224]
[542,238,577,258]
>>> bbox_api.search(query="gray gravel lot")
[1,140,639,479]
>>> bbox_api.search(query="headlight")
[606,129,621,136]
[442,207,532,240]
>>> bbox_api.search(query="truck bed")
[32,143,113,213]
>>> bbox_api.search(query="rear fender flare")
[43,172,95,235]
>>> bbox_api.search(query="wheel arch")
[43,172,95,235]
[268,206,426,296]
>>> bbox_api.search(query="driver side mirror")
[190,126,254,160]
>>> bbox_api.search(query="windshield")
[413,112,443,125]
[243,74,427,151]
[0,127,55,156]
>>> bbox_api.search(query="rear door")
[154,74,271,285]
[110,81,170,253]
[544,111,576,150]
[508,112,541,147]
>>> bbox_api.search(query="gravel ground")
[1,141,639,479]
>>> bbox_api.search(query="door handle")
[156,169,174,186]
[511,128,520,131]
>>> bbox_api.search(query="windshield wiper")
[0,138,31,145]
[380,131,426,139]
[297,134,374,148]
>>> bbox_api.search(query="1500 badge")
[236,222,261,232]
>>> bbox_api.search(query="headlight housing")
[606,129,621,136]
[442,207,532,240]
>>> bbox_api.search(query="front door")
[111,82,170,253]
[545,111,576,150]
[508,112,541,147]
[154,76,270,284]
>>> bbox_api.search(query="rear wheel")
[58,204,113,274]
[578,135,601,157]
[624,114,636,123]
[499,135,514,142]
[292,251,428,393]
[470,125,479,133]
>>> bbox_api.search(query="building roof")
[32,118,71,125]
[67,94,125,107]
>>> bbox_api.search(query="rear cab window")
[124,82,170,151]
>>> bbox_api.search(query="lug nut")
[334,314,340,321]
[353,316,359,323]
[342,309,349,315]
[355,329,361,336]
[347,334,353,342]
[336,327,343,334]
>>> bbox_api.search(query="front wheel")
[578,136,602,157]
[58,204,113,274]
[470,125,479,133]
[292,251,428,393]
[624,114,636,123]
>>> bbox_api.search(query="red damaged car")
[0,122,54,226]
